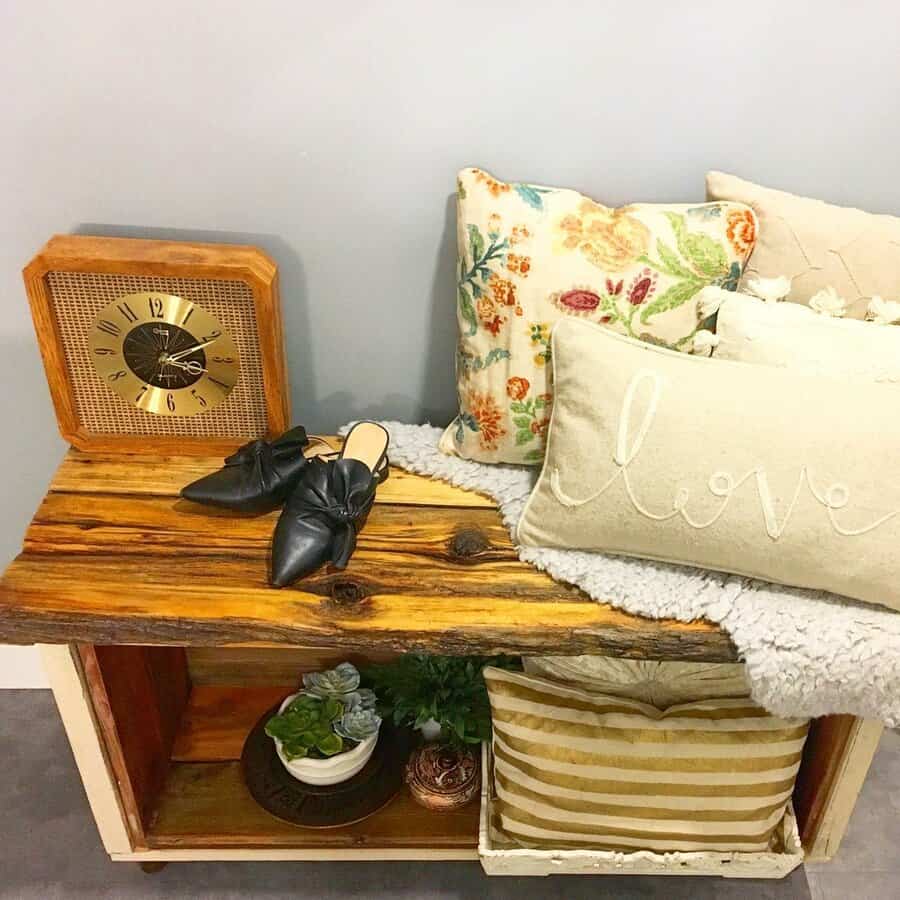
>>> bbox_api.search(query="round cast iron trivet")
[241,703,413,828]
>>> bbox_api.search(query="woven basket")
[478,744,804,878]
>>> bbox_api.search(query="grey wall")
[2,0,900,683]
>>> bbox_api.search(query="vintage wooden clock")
[24,235,290,453]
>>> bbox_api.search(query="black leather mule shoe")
[269,421,390,587]
[180,426,336,514]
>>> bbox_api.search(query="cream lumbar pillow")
[523,655,750,708]
[441,167,757,465]
[517,317,900,614]
[484,666,808,853]
[702,286,900,380]
[707,171,900,319]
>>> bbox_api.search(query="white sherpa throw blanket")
[363,422,900,726]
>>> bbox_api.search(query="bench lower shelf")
[149,685,478,854]
[43,643,883,868]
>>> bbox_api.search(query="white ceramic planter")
[271,692,378,786]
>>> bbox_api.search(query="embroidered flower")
[626,267,657,306]
[530,322,552,367]
[486,213,502,236]
[506,253,531,277]
[809,286,848,317]
[745,275,791,304]
[691,329,720,356]
[556,200,651,272]
[473,169,511,198]
[551,288,602,315]
[506,376,530,400]
[476,297,505,335]
[510,225,531,245]
[530,417,550,437]
[487,274,517,307]
[866,295,900,325]
[465,390,506,451]
[606,278,624,296]
[725,208,757,256]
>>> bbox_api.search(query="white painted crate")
[478,743,804,878]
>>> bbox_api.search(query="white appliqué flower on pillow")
[691,329,720,356]
[745,275,792,304]
[866,295,900,325]
[809,286,847,317]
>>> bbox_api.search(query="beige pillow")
[707,287,900,380]
[441,167,757,465]
[484,666,808,853]
[707,171,900,319]
[523,655,749,707]
[518,317,900,614]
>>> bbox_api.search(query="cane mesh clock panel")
[48,271,268,438]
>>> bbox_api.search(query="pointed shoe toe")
[269,512,332,587]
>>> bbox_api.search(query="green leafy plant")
[362,655,520,748]
[265,662,381,761]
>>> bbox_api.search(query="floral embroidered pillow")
[439,168,758,465]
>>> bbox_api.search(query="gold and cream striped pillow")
[484,667,809,853]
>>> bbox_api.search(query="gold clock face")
[88,292,240,416]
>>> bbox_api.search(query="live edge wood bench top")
[0,443,736,660]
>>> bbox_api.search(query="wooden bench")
[0,446,883,870]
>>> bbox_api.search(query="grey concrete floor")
[0,690,896,900]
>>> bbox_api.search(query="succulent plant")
[265,693,346,760]
[267,663,382,761]
[343,688,378,712]
[334,707,381,742]
[302,662,361,697]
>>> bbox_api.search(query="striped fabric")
[484,667,809,853]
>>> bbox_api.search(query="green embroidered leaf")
[639,278,703,324]
[483,348,511,367]
[467,224,485,262]
[533,396,548,409]
[512,415,531,428]
[513,184,550,211]
[664,211,727,278]
[458,285,477,336]
[654,239,695,280]
[508,401,528,414]
[682,232,728,278]
[523,448,544,463]
[515,429,535,445]
[457,179,467,200]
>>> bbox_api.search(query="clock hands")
[166,336,220,362]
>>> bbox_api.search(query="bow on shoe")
[270,458,379,586]
[223,426,308,493]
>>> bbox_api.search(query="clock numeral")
[108,370,127,381]
[97,319,121,337]
[212,356,234,364]
[149,297,165,318]
[117,301,138,323]
[94,347,116,356]
[181,307,194,326]
[201,331,222,342]
[166,393,176,412]
[135,385,148,404]
[190,389,208,408]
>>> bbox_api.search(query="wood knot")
[329,578,371,605]
[449,528,489,559]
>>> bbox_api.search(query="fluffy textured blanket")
[366,422,900,726]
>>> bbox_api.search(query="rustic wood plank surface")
[0,448,735,659]
[149,763,479,850]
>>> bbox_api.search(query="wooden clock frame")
[23,234,291,454]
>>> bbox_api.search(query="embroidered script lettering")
[550,369,898,540]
